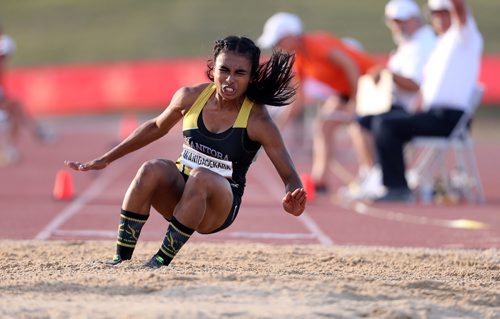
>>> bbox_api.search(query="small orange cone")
[300,174,316,202]
[53,169,74,200]
[118,113,139,141]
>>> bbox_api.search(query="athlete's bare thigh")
[176,167,234,233]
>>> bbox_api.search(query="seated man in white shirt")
[372,0,483,202]
[341,0,436,200]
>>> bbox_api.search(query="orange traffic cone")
[300,174,316,202]
[118,113,139,141]
[53,169,74,200]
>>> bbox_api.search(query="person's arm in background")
[392,73,420,92]
[451,0,468,26]
[329,48,360,109]
[368,60,419,93]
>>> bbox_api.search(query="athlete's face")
[213,51,252,101]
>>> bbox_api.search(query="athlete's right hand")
[64,158,108,171]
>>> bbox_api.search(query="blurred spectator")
[258,12,378,193]
[0,26,54,166]
[372,0,483,202]
[341,0,437,200]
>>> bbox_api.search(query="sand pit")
[0,240,498,318]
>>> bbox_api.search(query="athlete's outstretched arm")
[65,85,201,171]
[248,105,306,216]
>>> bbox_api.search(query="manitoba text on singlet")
[180,144,233,178]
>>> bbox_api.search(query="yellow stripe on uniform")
[233,97,254,128]
[183,84,216,130]
[175,161,192,176]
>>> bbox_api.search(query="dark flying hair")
[206,35,296,107]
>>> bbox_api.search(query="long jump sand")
[0,241,498,318]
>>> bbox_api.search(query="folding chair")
[407,85,485,204]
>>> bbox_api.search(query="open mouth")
[222,86,236,96]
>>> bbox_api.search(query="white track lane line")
[52,229,316,241]
[35,153,141,240]
[255,157,334,246]
[350,201,490,230]
[52,229,116,238]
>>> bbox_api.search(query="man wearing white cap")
[258,12,377,193]
[345,0,437,200]
[372,0,483,201]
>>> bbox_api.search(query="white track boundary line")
[35,154,140,240]
[52,229,116,238]
[52,229,316,241]
[229,231,316,240]
[334,200,490,230]
[256,158,334,246]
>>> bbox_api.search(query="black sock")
[156,217,194,266]
[116,209,148,260]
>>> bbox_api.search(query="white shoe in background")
[338,166,386,201]
[406,169,419,190]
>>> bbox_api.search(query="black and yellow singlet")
[176,83,261,198]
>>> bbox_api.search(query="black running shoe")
[143,255,165,269]
[374,187,415,203]
[101,254,123,265]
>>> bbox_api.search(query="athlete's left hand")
[282,188,306,216]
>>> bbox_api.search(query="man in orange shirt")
[258,12,378,192]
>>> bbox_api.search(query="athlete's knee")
[135,159,175,186]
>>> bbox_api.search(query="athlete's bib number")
[180,144,233,178]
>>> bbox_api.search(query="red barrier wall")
[479,55,500,104]
[5,58,208,115]
[4,55,500,116]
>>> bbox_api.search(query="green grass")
[1,0,499,67]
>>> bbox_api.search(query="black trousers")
[372,108,464,189]
[357,104,408,131]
